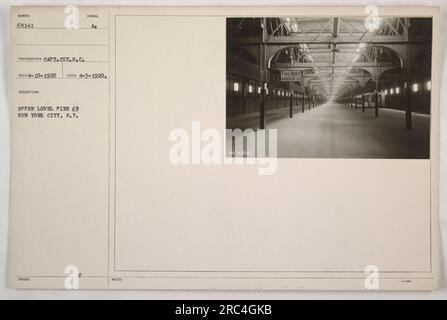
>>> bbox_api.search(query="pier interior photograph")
[226,17,432,159]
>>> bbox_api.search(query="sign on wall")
[280,70,301,81]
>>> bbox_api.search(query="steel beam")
[264,34,408,44]
[273,61,393,69]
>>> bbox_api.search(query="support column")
[403,78,412,129]
[260,86,266,129]
[302,94,305,113]
[373,56,380,119]
[289,87,293,118]
[374,79,379,118]
[402,66,412,129]
[259,18,267,130]
[402,25,413,129]
[242,82,247,113]
[301,72,305,113]
[355,94,358,110]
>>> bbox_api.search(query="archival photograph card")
[9,6,440,290]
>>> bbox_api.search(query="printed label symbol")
[64,265,80,289]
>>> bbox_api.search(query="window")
[396,87,400,94]
[427,81,431,91]
[413,83,419,92]
[233,82,239,92]
[384,90,388,95]
[258,86,261,94]
[248,85,253,93]
[390,88,394,94]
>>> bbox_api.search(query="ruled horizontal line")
[16,78,108,80]
[16,27,108,30]
[16,44,108,46]
[16,60,109,63]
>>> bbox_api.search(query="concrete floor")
[226,102,430,159]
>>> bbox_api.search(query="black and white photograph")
[226,16,432,158]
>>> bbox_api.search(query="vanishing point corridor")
[227,102,430,158]
[226,17,432,159]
